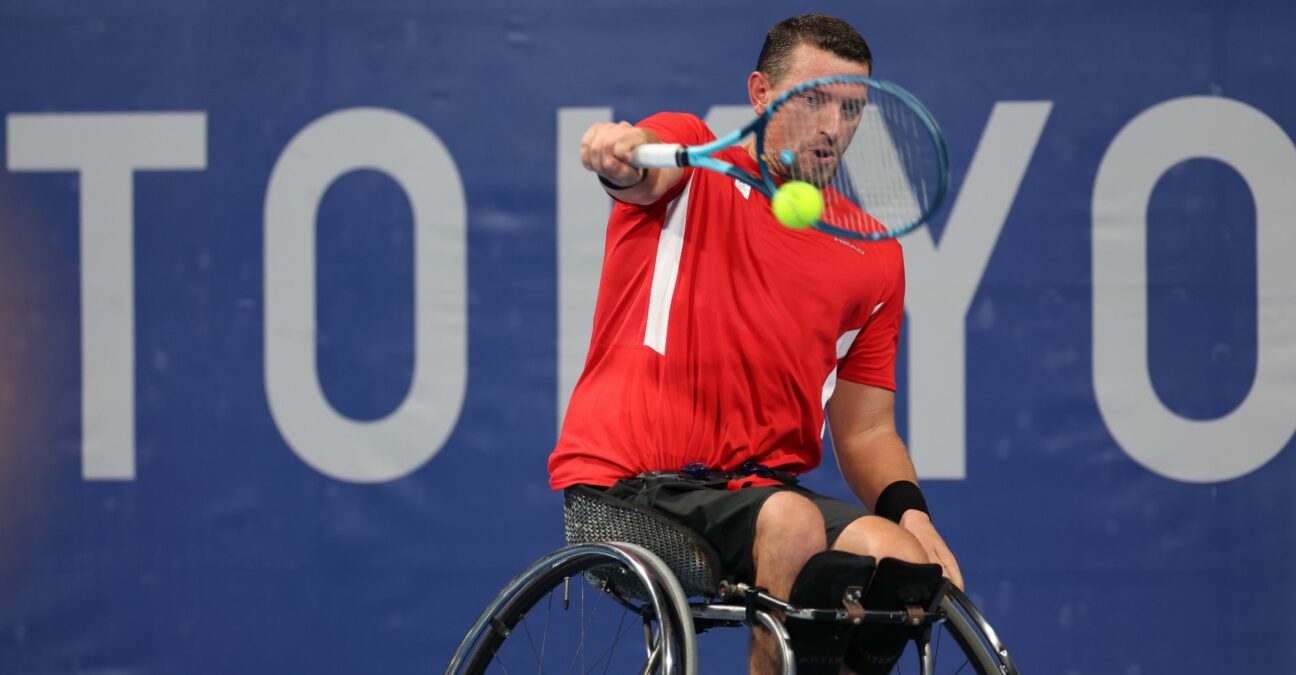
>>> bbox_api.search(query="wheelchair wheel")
[446,543,696,675]
[893,586,1018,675]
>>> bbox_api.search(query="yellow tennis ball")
[771,181,823,230]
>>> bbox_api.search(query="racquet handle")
[630,143,686,168]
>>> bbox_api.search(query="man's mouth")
[809,148,836,164]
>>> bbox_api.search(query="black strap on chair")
[845,557,947,675]
[786,551,879,675]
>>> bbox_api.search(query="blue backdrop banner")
[0,1,1293,673]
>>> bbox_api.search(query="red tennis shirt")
[548,112,905,490]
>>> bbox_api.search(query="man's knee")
[832,515,926,563]
[753,492,828,573]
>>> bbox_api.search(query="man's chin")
[798,169,837,189]
[774,167,837,189]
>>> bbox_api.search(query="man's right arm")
[579,121,684,205]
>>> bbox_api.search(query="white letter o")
[1093,97,1296,483]
[265,108,467,483]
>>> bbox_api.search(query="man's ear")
[748,71,772,115]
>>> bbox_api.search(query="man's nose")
[817,106,845,138]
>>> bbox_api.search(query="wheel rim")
[884,595,1009,675]
[458,551,682,675]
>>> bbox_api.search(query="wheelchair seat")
[563,484,724,599]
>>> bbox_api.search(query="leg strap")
[785,551,878,675]
[844,557,948,675]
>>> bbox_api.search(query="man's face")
[759,44,871,187]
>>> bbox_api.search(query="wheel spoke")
[562,581,605,675]
[491,651,514,675]
[585,607,641,674]
[519,613,543,671]
[539,589,553,669]
[595,610,632,675]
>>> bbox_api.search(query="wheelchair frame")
[446,488,1019,675]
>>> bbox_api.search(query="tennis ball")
[771,181,823,230]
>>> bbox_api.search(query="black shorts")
[600,475,873,584]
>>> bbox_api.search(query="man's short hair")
[756,13,873,86]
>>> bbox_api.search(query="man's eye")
[842,102,864,118]
[801,94,821,107]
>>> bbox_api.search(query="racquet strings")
[767,80,942,239]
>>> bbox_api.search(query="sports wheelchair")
[447,485,1018,674]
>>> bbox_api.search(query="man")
[549,13,962,674]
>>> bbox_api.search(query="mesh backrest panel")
[564,487,720,599]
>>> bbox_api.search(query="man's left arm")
[826,379,964,589]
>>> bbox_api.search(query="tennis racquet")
[631,75,949,241]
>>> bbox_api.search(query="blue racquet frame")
[631,75,949,241]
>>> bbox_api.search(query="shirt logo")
[733,179,751,200]
[832,236,870,257]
